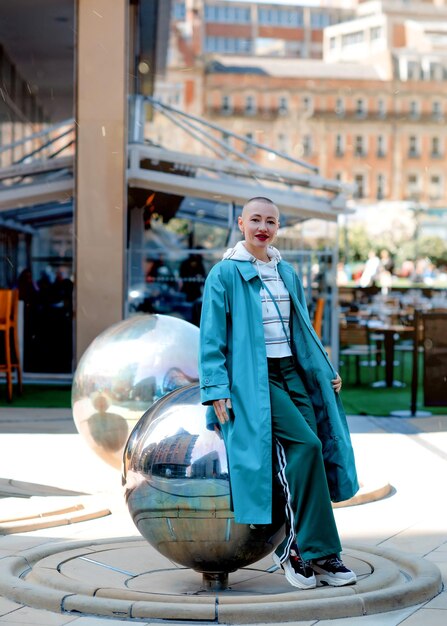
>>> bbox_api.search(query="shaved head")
[242,197,279,219]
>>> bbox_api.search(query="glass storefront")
[0,0,342,374]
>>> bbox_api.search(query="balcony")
[207,106,286,120]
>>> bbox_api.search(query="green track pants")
[268,356,342,562]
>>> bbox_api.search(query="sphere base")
[202,572,229,590]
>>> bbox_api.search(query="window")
[409,100,420,119]
[205,5,251,23]
[302,134,312,157]
[173,2,186,20]
[354,135,366,157]
[378,98,386,118]
[408,136,419,158]
[335,173,343,182]
[377,135,386,157]
[258,8,303,26]
[204,6,216,22]
[355,98,367,118]
[377,173,385,200]
[354,173,365,199]
[432,101,442,119]
[278,96,288,115]
[429,175,443,200]
[342,31,364,47]
[335,97,344,117]
[407,61,420,80]
[205,36,252,53]
[245,95,256,115]
[244,132,256,155]
[407,174,420,199]
[431,136,442,157]
[370,26,382,40]
[221,95,232,115]
[429,62,442,81]
[329,37,337,50]
[335,134,344,157]
[277,132,288,153]
[311,12,330,29]
[302,96,313,113]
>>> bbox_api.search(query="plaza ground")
[0,407,445,625]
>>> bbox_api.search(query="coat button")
[204,378,210,384]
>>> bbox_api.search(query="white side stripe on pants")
[275,438,297,563]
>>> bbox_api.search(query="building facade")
[183,0,447,209]
[172,0,356,60]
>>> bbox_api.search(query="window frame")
[354,135,367,157]
[408,135,420,158]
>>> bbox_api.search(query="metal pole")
[332,227,340,367]
[202,572,229,590]
[411,310,420,416]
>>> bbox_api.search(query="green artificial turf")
[339,356,446,417]
[1,357,445,417]
[340,383,446,417]
[0,385,72,408]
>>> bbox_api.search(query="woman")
[199,197,358,589]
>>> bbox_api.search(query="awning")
[0,109,354,231]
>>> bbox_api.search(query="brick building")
[172,0,356,59]
[162,0,447,210]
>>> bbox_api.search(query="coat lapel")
[232,260,259,282]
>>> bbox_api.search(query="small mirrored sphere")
[72,314,199,469]
[123,384,285,574]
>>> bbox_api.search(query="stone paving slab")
[0,410,445,624]
[0,495,110,534]
[0,537,441,623]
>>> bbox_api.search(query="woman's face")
[238,201,280,260]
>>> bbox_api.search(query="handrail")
[145,95,320,174]
[0,119,75,154]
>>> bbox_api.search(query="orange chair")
[10,289,22,394]
[312,297,325,339]
[0,289,22,401]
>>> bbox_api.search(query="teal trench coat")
[199,258,359,525]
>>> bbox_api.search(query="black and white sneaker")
[273,546,316,590]
[311,554,357,587]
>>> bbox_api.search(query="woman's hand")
[332,373,342,393]
[213,398,232,424]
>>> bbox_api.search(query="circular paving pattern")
[0,538,441,623]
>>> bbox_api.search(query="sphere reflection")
[72,314,199,469]
[123,384,284,575]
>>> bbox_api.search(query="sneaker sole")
[273,553,317,590]
[316,573,357,587]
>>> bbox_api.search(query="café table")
[368,323,415,388]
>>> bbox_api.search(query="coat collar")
[232,260,261,282]
[230,258,296,283]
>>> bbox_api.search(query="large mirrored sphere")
[72,314,199,469]
[123,384,285,574]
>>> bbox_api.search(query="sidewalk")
[0,408,445,625]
